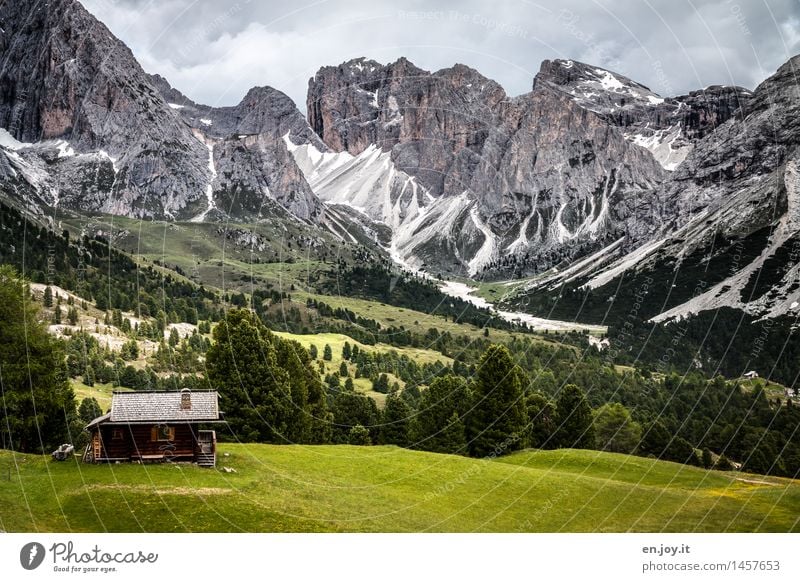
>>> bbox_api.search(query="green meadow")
[1,445,797,533]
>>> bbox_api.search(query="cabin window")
[151,425,175,442]
[112,429,124,440]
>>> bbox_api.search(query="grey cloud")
[81,0,800,108]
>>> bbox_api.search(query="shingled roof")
[105,390,221,424]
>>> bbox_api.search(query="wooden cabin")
[84,389,224,467]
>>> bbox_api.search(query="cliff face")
[0,0,209,218]
[305,57,666,276]
[521,55,800,323]
[0,0,323,222]
[147,76,323,223]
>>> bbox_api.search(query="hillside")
[1,445,797,533]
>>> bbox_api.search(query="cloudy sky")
[82,0,800,109]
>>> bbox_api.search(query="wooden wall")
[95,424,198,461]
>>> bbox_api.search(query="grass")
[70,381,131,413]
[0,445,798,533]
[739,378,792,403]
[274,331,450,407]
[293,290,553,346]
[64,215,350,292]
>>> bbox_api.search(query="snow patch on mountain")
[626,125,690,171]
[189,131,218,223]
[467,206,497,276]
[0,128,31,150]
[286,133,485,270]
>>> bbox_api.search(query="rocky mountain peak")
[0,0,324,223]
[0,0,211,218]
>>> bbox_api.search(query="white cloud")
[81,0,800,108]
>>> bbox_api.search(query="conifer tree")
[554,384,594,449]
[410,375,470,453]
[526,391,557,449]
[206,310,295,443]
[468,345,527,458]
[0,266,75,452]
[379,394,411,446]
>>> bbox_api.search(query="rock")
[305,56,666,276]
[0,0,209,219]
[0,0,324,223]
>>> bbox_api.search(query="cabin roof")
[89,390,222,426]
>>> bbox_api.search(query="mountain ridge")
[3,0,800,327]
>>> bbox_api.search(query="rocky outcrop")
[522,55,800,322]
[0,0,209,218]
[534,59,752,171]
[148,75,324,223]
[306,57,666,276]
[0,0,324,223]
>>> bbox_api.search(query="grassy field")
[739,377,792,403]
[64,215,351,292]
[0,445,797,533]
[274,331,450,406]
[293,290,554,346]
[71,381,131,412]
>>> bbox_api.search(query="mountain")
[513,55,800,324]
[4,0,800,330]
[534,59,752,171]
[0,0,209,218]
[146,75,323,222]
[0,0,323,223]
[303,57,667,276]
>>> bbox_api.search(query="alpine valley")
[3,0,800,534]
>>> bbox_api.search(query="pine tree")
[554,384,594,449]
[43,285,53,307]
[330,391,379,443]
[309,344,318,359]
[78,397,103,424]
[84,365,95,387]
[169,327,180,347]
[339,361,349,377]
[0,266,75,453]
[379,394,411,446]
[526,391,556,449]
[323,344,333,361]
[467,345,527,458]
[439,412,467,455]
[206,310,295,443]
[67,306,79,326]
[410,375,470,453]
[638,419,672,457]
[372,374,389,394]
[592,402,641,453]
[342,341,352,360]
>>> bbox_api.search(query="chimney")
[180,388,192,410]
